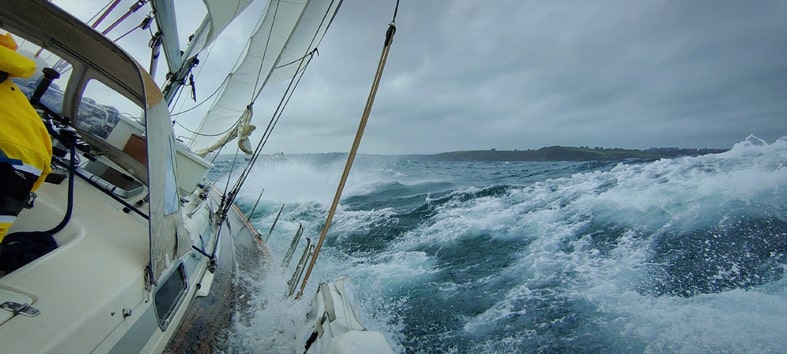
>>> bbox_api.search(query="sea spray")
[222,136,786,353]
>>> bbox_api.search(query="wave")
[225,136,787,352]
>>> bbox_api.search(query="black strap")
[0,71,7,83]
[0,231,57,273]
[0,163,37,216]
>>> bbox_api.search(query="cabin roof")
[0,0,146,106]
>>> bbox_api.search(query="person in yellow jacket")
[0,32,53,241]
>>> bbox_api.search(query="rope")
[274,50,318,70]
[174,104,243,137]
[296,16,398,299]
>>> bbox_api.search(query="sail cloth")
[180,0,256,63]
[151,0,254,88]
[188,0,343,153]
[194,105,256,156]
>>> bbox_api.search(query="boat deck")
[0,166,152,353]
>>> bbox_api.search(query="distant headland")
[414,146,727,162]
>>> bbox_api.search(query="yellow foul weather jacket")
[0,33,53,239]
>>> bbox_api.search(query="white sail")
[180,0,256,62]
[151,0,253,87]
[188,0,342,152]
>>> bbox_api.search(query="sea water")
[219,135,786,353]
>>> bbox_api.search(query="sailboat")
[0,0,395,352]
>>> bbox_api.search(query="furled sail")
[188,0,342,154]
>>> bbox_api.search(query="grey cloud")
[62,0,787,154]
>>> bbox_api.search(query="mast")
[152,0,254,104]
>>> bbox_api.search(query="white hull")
[0,2,260,352]
[299,278,393,354]
[0,165,262,353]
[0,1,390,353]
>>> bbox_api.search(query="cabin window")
[153,263,187,330]
[1,31,73,115]
[77,79,144,142]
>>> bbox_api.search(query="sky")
[53,0,787,154]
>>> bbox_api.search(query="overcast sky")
[56,0,787,154]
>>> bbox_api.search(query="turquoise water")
[218,136,787,353]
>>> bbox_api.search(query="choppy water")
[216,135,786,353]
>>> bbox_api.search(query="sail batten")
[188,0,342,152]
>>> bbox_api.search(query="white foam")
[228,267,313,352]
[453,136,787,350]
[593,275,787,353]
[224,160,416,351]
[226,135,787,351]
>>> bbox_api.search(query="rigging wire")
[113,13,152,42]
[217,0,341,218]
[170,75,230,117]
[89,0,121,27]
[216,144,243,231]
[171,78,185,112]
[208,144,225,164]
[171,38,221,116]
[217,64,309,219]
[392,0,400,22]
[220,48,314,217]
[297,0,399,299]
[248,188,265,219]
[101,0,149,36]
